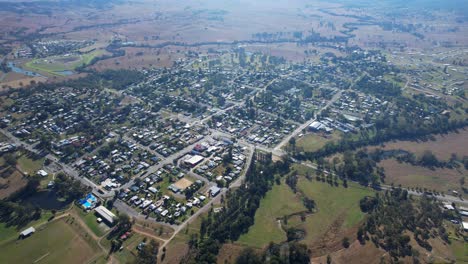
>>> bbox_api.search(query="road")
[297,160,468,207]
[160,143,254,249]
[273,89,344,152]
[0,128,114,198]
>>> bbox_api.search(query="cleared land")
[368,130,468,160]
[173,178,193,191]
[380,159,467,195]
[0,218,100,264]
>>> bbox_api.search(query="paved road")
[297,160,468,207]
[160,143,254,249]
[274,89,344,152]
[0,128,114,198]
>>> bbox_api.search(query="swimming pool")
[80,194,97,209]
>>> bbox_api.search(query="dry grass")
[380,159,466,194]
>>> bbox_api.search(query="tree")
[3,153,17,167]
[342,237,350,248]
[289,243,310,264]
[135,239,159,264]
[235,248,262,264]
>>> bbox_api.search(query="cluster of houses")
[75,140,158,188]
[0,142,16,153]
[213,106,296,147]
[31,39,94,57]
[189,141,247,184]
[442,202,468,232]
[130,120,206,157]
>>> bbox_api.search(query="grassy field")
[25,50,104,76]
[0,218,100,264]
[295,131,341,152]
[16,152,44,175]
[293,179,374,248]
[76,208,108,237]
[237,182,306,248]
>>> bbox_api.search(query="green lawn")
[295,131,341,152]
[16,153,44,175]
[293,178,374,245]
[0,219,100,264]
[237,182,306,247]
[76,208,108,237]
[0,210,54,245]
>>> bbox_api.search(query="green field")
[16,153,44,175]
[76,208,108,237]
[0,218,100,264]
[25,50,104,76]
[237,182,306,247]
[0,211,54,245]
[295,131,341,152]
[293,178,374,245]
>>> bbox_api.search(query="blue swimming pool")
[80,194,97,209]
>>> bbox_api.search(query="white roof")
[94,206,116,224]
[185,155,204,165]
[20,227,35,236]
[462,222,468,230]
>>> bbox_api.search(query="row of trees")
[182,156,294,263]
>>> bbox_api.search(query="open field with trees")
[237,181,306,247]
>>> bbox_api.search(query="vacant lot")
[0,219,100,264]
[237,182,306,248]
[380,159,467,195]
[293,179,374,256]
[174,178,193,191]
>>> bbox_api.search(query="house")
[37,170,48,177]
[209,186,221,197]
[462,222,468,232]
[94,205,116,225]
[19,227,35,238]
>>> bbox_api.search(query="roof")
[20,227,35,236]
[462,222,468,230]
[209,186,221,196]
[185,155,204,165]
[94,205,116,224]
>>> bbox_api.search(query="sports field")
[25,50,104,76]
[0,219,101,264]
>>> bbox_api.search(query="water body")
[23,190,71,210]
[54,70,74,76]
[7,62,44,77]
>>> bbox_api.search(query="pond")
[23,190,71,210]
[7,62,44,77]
[54,70,74,76]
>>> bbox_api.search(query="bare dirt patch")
[0,169,27,199]
[173,178,193,191]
